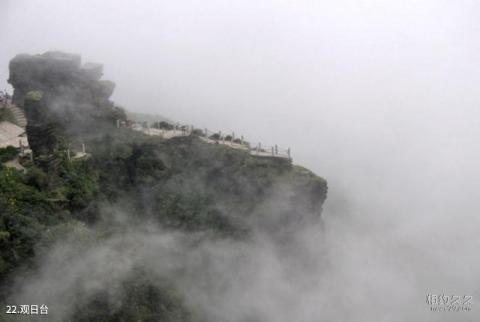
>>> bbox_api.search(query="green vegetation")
[0,131,309,319]
[190,128,205,137]
[0,154,99,280]
[153,121,174,130]
[0,128,326,321]
[209,133,220,140]
[25,90,43,101]
[0,147,18,163]
[70,270,193,322]
[0,128,325,270]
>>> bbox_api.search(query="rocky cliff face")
[8,51,125,158]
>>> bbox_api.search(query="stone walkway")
[0,121,28,149]
[0,98,30,151]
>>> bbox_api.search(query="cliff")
[1,51,327,321]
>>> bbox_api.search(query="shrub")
[25,90,44,101]
[190,129,204,137]
[24,166,48,189]
[158,121,174,130]
[0,146,18,162]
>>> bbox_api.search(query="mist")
[2,0,480,321]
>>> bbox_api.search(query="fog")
[2,0,480,321]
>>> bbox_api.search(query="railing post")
[82,143,86,154]
[67,149,71,161]
[275,144,278,155]
[271,146,274,156]
[19,140,24,157]
[241,135,244,145]
[287,148,291,160]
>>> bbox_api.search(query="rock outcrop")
[8,51,126,159]
[8,51,111,106]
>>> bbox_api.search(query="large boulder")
[8,51,124,160]
[8,51,115,107]
[8,52,83,106]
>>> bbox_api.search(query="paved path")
[0,121,28,149]
[0,100,30,153]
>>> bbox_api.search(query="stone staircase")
[6,102,27,128]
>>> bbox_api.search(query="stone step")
[6,104,27,127]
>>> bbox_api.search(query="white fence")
[123,120,292,160]
[199,128,291,160]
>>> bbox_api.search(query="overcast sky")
[2,1,480,320]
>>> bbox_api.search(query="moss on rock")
[25,90,43,101]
